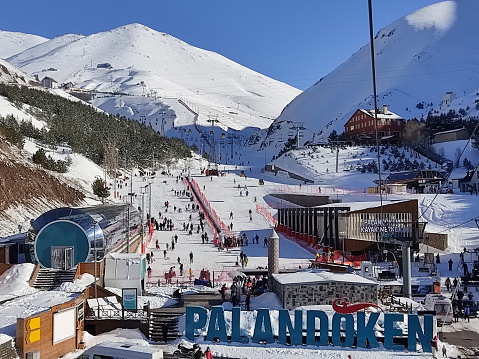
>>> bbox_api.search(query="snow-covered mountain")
[0,30,47,59]
[270,0,479,145]
[0,58,38,86]
[6,24,301,135]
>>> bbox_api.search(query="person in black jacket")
[194,347,203,359]
[162,322,169,343]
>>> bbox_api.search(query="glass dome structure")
[25,205,141,269]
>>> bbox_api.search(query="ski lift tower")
[329,140,347,173]
[382,221,427,299]
[290,121,305,149]
[227,133,239,159]
[207,117,220,176]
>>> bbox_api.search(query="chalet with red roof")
[344,105,405,144]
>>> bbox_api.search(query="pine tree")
[92,178,110,203]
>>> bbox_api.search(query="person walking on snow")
[205,346,213,359]
[430,335,438,358]
[220,284,227,301]
[448,258,453,271]
[453,306,459,322]
[465,305,471,322]
[445,277,451,291]
[189,251,194,263]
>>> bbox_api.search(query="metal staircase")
[149,308,183,342]
[32,268,77,290]
[148,292,223,342]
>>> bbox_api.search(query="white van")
[423,294,453,324]
[77,342,163,359]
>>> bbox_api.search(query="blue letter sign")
[206,306,228,342]
[185,306,207,340]
[306,310,329,346]
[384,313,404,350]
[357,312,379,348]
[278,310,303,345]
[407,314,433,352]
[252,309,274,344]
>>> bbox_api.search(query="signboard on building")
[122,288,137,311]
[348,212,413,242]
[360,218,406,233]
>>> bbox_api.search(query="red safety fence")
[186,178,233,240]
[275,223,367,265]
[256,204,277,226]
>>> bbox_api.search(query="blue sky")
[1,0,439,90]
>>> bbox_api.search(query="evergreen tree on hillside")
[463,157,474,171]
[32,148,71,173]
[0,83,191,170]
[0,114,24,148]
[92,178,110,203]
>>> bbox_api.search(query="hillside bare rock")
[0,137,85,234]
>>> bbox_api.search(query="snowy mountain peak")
[110,23,166,36]
[405,1,457,32]
[0,30,47,59]
[4,23,300,134]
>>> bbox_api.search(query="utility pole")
[126,156,135,253]
[141,193,145,253]
[151,150,155,173]
[91,220,99,316]
[140,184,150,253]
[127,205,130,253]
[148,182,152,222]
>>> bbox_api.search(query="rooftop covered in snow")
[272,269,378,286]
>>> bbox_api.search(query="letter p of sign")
[186,306,207,340]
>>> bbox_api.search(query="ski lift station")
[24,205,141,270]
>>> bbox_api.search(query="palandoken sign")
[360,218,406,233]
[185,306,434,352]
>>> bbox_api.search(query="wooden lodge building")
[344,105,405,145]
